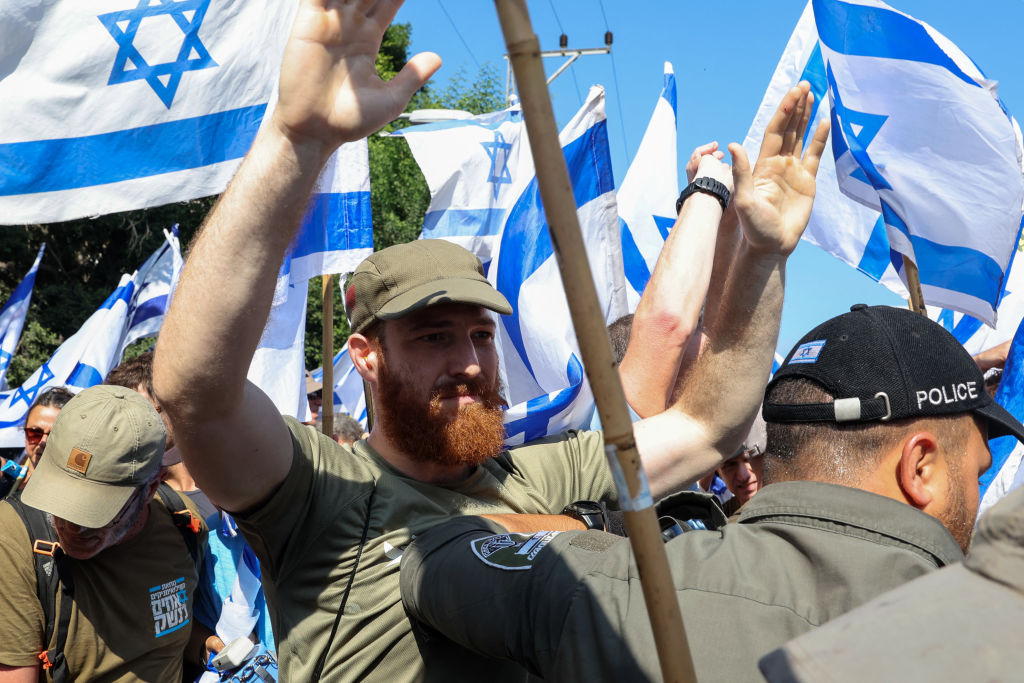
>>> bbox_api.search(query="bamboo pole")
[321,275,334,438]
[904,258,928,315]
[493,2,696,681]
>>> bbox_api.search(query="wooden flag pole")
[493,2,696,681]
[904,258,928,316]
[321,275,334,438]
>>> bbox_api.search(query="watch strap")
[561,500,607,531]
[676,176,731,214]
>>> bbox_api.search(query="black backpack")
[6,483,202,682]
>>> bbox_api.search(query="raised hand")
[272,0,442,153]
[727,81,830,256]
[686,141,726,183]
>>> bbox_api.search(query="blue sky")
[393,0,1024,355]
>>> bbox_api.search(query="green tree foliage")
[1,22,502,385]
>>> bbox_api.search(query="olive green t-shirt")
[0,496,205,682]
[236,418,616,682]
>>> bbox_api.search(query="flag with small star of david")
[0,244,46,390]
[617,62,679,312]
[0,0,298,224]
[0,273,136,447]
[744,0,1024,328]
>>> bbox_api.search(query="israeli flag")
[396,108,528,266]
[928,221,1024,356]
[0,274,135,447]
[744,0,1024,326]
[398,87,627,442]
[116,226,182,359]
[979,315,1024,517]
[0,244,45,389]
[0,0,298,224]
[489,87,627,443]
[310,346,368,428]
[618,62,679,311]
[246,142,373,421]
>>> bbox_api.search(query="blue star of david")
[12,363,55,408]
[826,63,890,191]
[98,0,218,109]
[481,131,513,200]
[0,349,11,370]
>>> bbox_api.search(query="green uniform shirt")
[402,480,964,683]
[0,497,205,682]
[236,417,615,682]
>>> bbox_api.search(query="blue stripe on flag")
[291,191,373,258]
[662,71,677,115]
[422,208,507,238]
[620,217,652,296]
[497,120,613,378]
[0,105,266,196]
[912,234,1004,304]
[983,316,1024,496]
[67,363,103,389]
[811,0,978,88]
[503,355,584,441]
[128,295,168,329]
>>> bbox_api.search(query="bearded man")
[152,0,829,680]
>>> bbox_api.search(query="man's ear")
[349,333,380,384]
[896,430,941,510]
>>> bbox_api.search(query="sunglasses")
[24,427,50,446]
[102,487,146,529]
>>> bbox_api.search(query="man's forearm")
[155,128,329,418]
[620,193,722,417]
[677,240,784,454]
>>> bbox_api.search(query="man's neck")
[366,431,475,486]
[162,462,197,492]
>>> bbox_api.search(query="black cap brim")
[976,400,1024,443]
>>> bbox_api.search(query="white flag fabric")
[745,0,1024,325]
[398,108,528,266]
[310,346,368,428]
[0,0,298,224]
[399,87,627,444]
[246,142,373,421]
[0,274,135,447]
[0,244,45,388]
[116,227,182,359]
[618,62,679,311]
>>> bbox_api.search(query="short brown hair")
[764,377,972,486]
[105,352,154,399]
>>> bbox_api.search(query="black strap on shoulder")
[7,499,73,683]
[156,482,201,573]
[311,484,376,682]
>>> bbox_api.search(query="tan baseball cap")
[344,239,513,334]
[22,384,166,528]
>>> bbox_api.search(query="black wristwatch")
[561,501,607,531]
[676,176,731,214]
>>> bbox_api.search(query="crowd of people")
[1,1,1022,681]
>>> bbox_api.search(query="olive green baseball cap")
[22,384,166,528]
[344,239,513,334]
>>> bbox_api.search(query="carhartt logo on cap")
[67,447,92,474]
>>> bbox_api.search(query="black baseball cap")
[764,304,1024,443]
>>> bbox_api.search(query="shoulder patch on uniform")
[469,531,562,571]
[789,339,826,364]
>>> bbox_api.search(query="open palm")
[728,82,830,256]
[272,0,442,150]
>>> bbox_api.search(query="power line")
[596,0,630,162]
[436,0,481,70]
[546,0,583,106]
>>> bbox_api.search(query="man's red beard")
[375,351,507,468]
